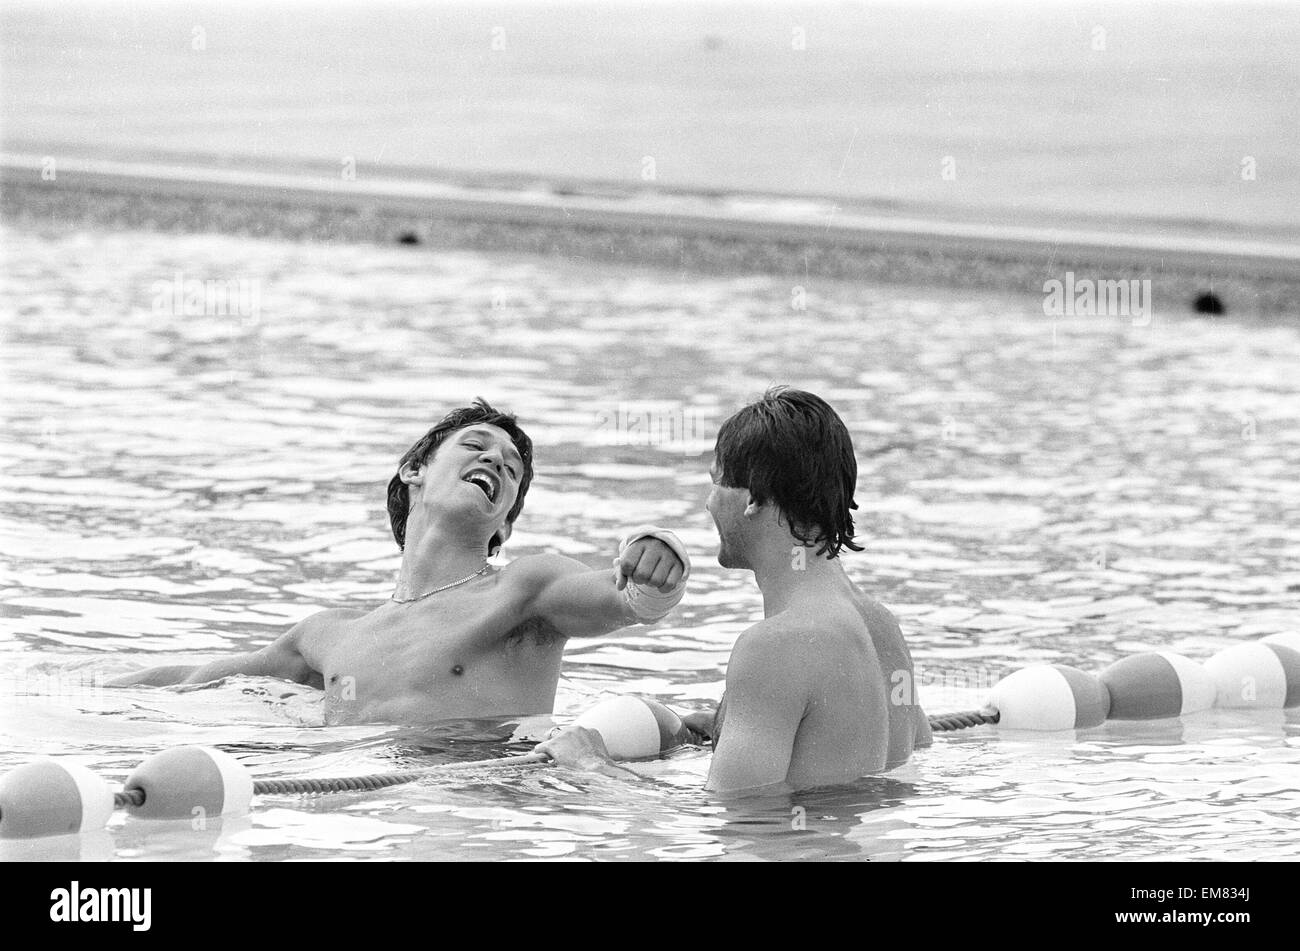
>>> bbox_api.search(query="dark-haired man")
[109,399,690,725]
[539,387,930,794]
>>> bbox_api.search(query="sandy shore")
[3,152,1299,316]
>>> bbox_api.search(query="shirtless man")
[108,399,690,724]
[539,387,931,794]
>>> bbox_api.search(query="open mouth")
[462,469,500,503]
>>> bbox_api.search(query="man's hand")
[534,725,648,783]
[614,537,686,593]
[535,725,619,771]
[681,710,716,742]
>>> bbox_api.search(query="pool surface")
[2,224,1299,860]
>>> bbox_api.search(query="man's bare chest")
[318,603,561,686]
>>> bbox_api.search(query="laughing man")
[109,399,690,724]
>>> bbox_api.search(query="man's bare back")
[708,578,929,790]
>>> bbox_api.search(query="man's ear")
[490,520,513,557]
[743,494,763,518]
[399,461,424,486]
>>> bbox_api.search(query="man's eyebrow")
[461,427,523,465]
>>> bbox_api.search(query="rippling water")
[2,224,1299,861]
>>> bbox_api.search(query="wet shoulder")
[294,606,368,651]
[843,594,912,665]
[729,614,850,686]
[494,553,588,600]
[783,595,888,648]
[778,594,904,690]
[849,593,903,637]
[728,617,803,674]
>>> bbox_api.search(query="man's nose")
[478,450,502,471]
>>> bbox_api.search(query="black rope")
[111,770,430,807]
[928,708,1000,731]
[109,754,548,809]
[114,788,144,809]
[250,753,548,797]
[253,772,425,796]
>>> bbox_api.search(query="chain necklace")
[390,562,491,604]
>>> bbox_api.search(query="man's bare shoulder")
[495,553,590,594]
[853,594,903,634]
[782,592,881,639]
[737,597,888,677]
[728,616,827,683]
[302,606,370,628]
[293,607,370,645]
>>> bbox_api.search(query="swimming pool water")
[2,224,1299,860]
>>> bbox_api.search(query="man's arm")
[705,626,809,795]
[681,708,717,741]
[107,664,206,687]
[107,609,346,688]
[518,527,689,638]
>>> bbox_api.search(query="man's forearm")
[106,664,201,687]
[109,650,295,688]
[108,616,318,689]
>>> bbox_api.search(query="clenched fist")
[614,537,686,592]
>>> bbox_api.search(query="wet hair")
[714,386,863,558]
[386,398,534,554]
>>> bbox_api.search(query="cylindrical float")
[571,697,694,759]
[1099,651,1215,719]
[1204,642,1300,709]
[123,746,254,820]
[0,759,115,839]
[987,664,1110,730]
